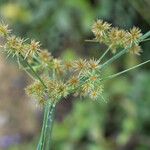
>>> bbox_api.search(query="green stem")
[45,104,55,150]
[85,39,98,42]
[100,47,130,70]
[139,31,150,41]
[37,104,49,150]
[20,55,47,88]
[37,102,56,150]
[101,59,150,82]
[140,38,150,43]
[98,46,111,62]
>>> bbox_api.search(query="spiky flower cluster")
[0,22,11,36]
[92,19,143,55]
[25,58,103,105]
[0,20,148,106]
[0,22,105,105]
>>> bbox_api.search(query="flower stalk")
[37,102,56,150]
[0,19,150,150]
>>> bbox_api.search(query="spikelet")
[64,61,73,71]
[90,85,103,99]
[25,80,46,105]
[73,59,87,73]
[39,50,53,65]
[129,44,142,55]
[53,58,64,75]
[92,20,111,36]
[25,40,41,58]
[5,35,25,57]
[108,28,128,53]
[88,59,100,70]
[0,22,11,36]
[127,27,142,44]
[68,76,79,87]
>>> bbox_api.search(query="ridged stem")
[37,102,56,150]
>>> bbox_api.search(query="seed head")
[108,28,129,53]
[127,27,142,44]
[64,61,73,71]
[117,29,128,44]
[88,59,100,70]
[129,44,142,55]
[73,59,87,73]
[39,50,52,64]
[81,83,93,95]
[92,19,111,37]
[90,75,98,81]
[53,58,64,75]
[0,23,11,36]
[56,82,68,98]
[25,80,46,105]
[26,40,41,58]
[89,91,98,99]
[68,76,79,86]
[6,35,25,56]
[53,59,61,69]
[89,86,103,100]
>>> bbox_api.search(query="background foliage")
[0,0,150,150]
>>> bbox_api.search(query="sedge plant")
[0,19,150,150]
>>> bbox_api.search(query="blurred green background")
[0,0,150,150]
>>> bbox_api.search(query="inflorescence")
[92,20,142,55]
[0,19,148,106]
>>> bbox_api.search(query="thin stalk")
[100,47,130,70]
[85,39,98,42]
[140,38,150,43]
[98,46,111,62]
[100,59,150,82]
[22,68,35,80]
[139,31,150,41]
[20,55,47,88]
[18,58,35,80]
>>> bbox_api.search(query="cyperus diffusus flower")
[1,20,149,150]
[92,19,143,55]
[0,20,149,106]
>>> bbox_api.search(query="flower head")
[127,27,142,44]
[39,50,53,65]
[68,76,79,86]
[89,86,103,100]
[53,59,64,75]
[56,82,68,98]
[73,59,87,73]
[129,44,142,55]
[6,35,25,56]
[26,80,46,105]
[64,61,73,71]
[25,40,41,58]
[89,91,99,99]
[0,23,11,36]
[81,83,93,95]
[88,59,100,70]
[90,75,98,82]
[92,19,111,37]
